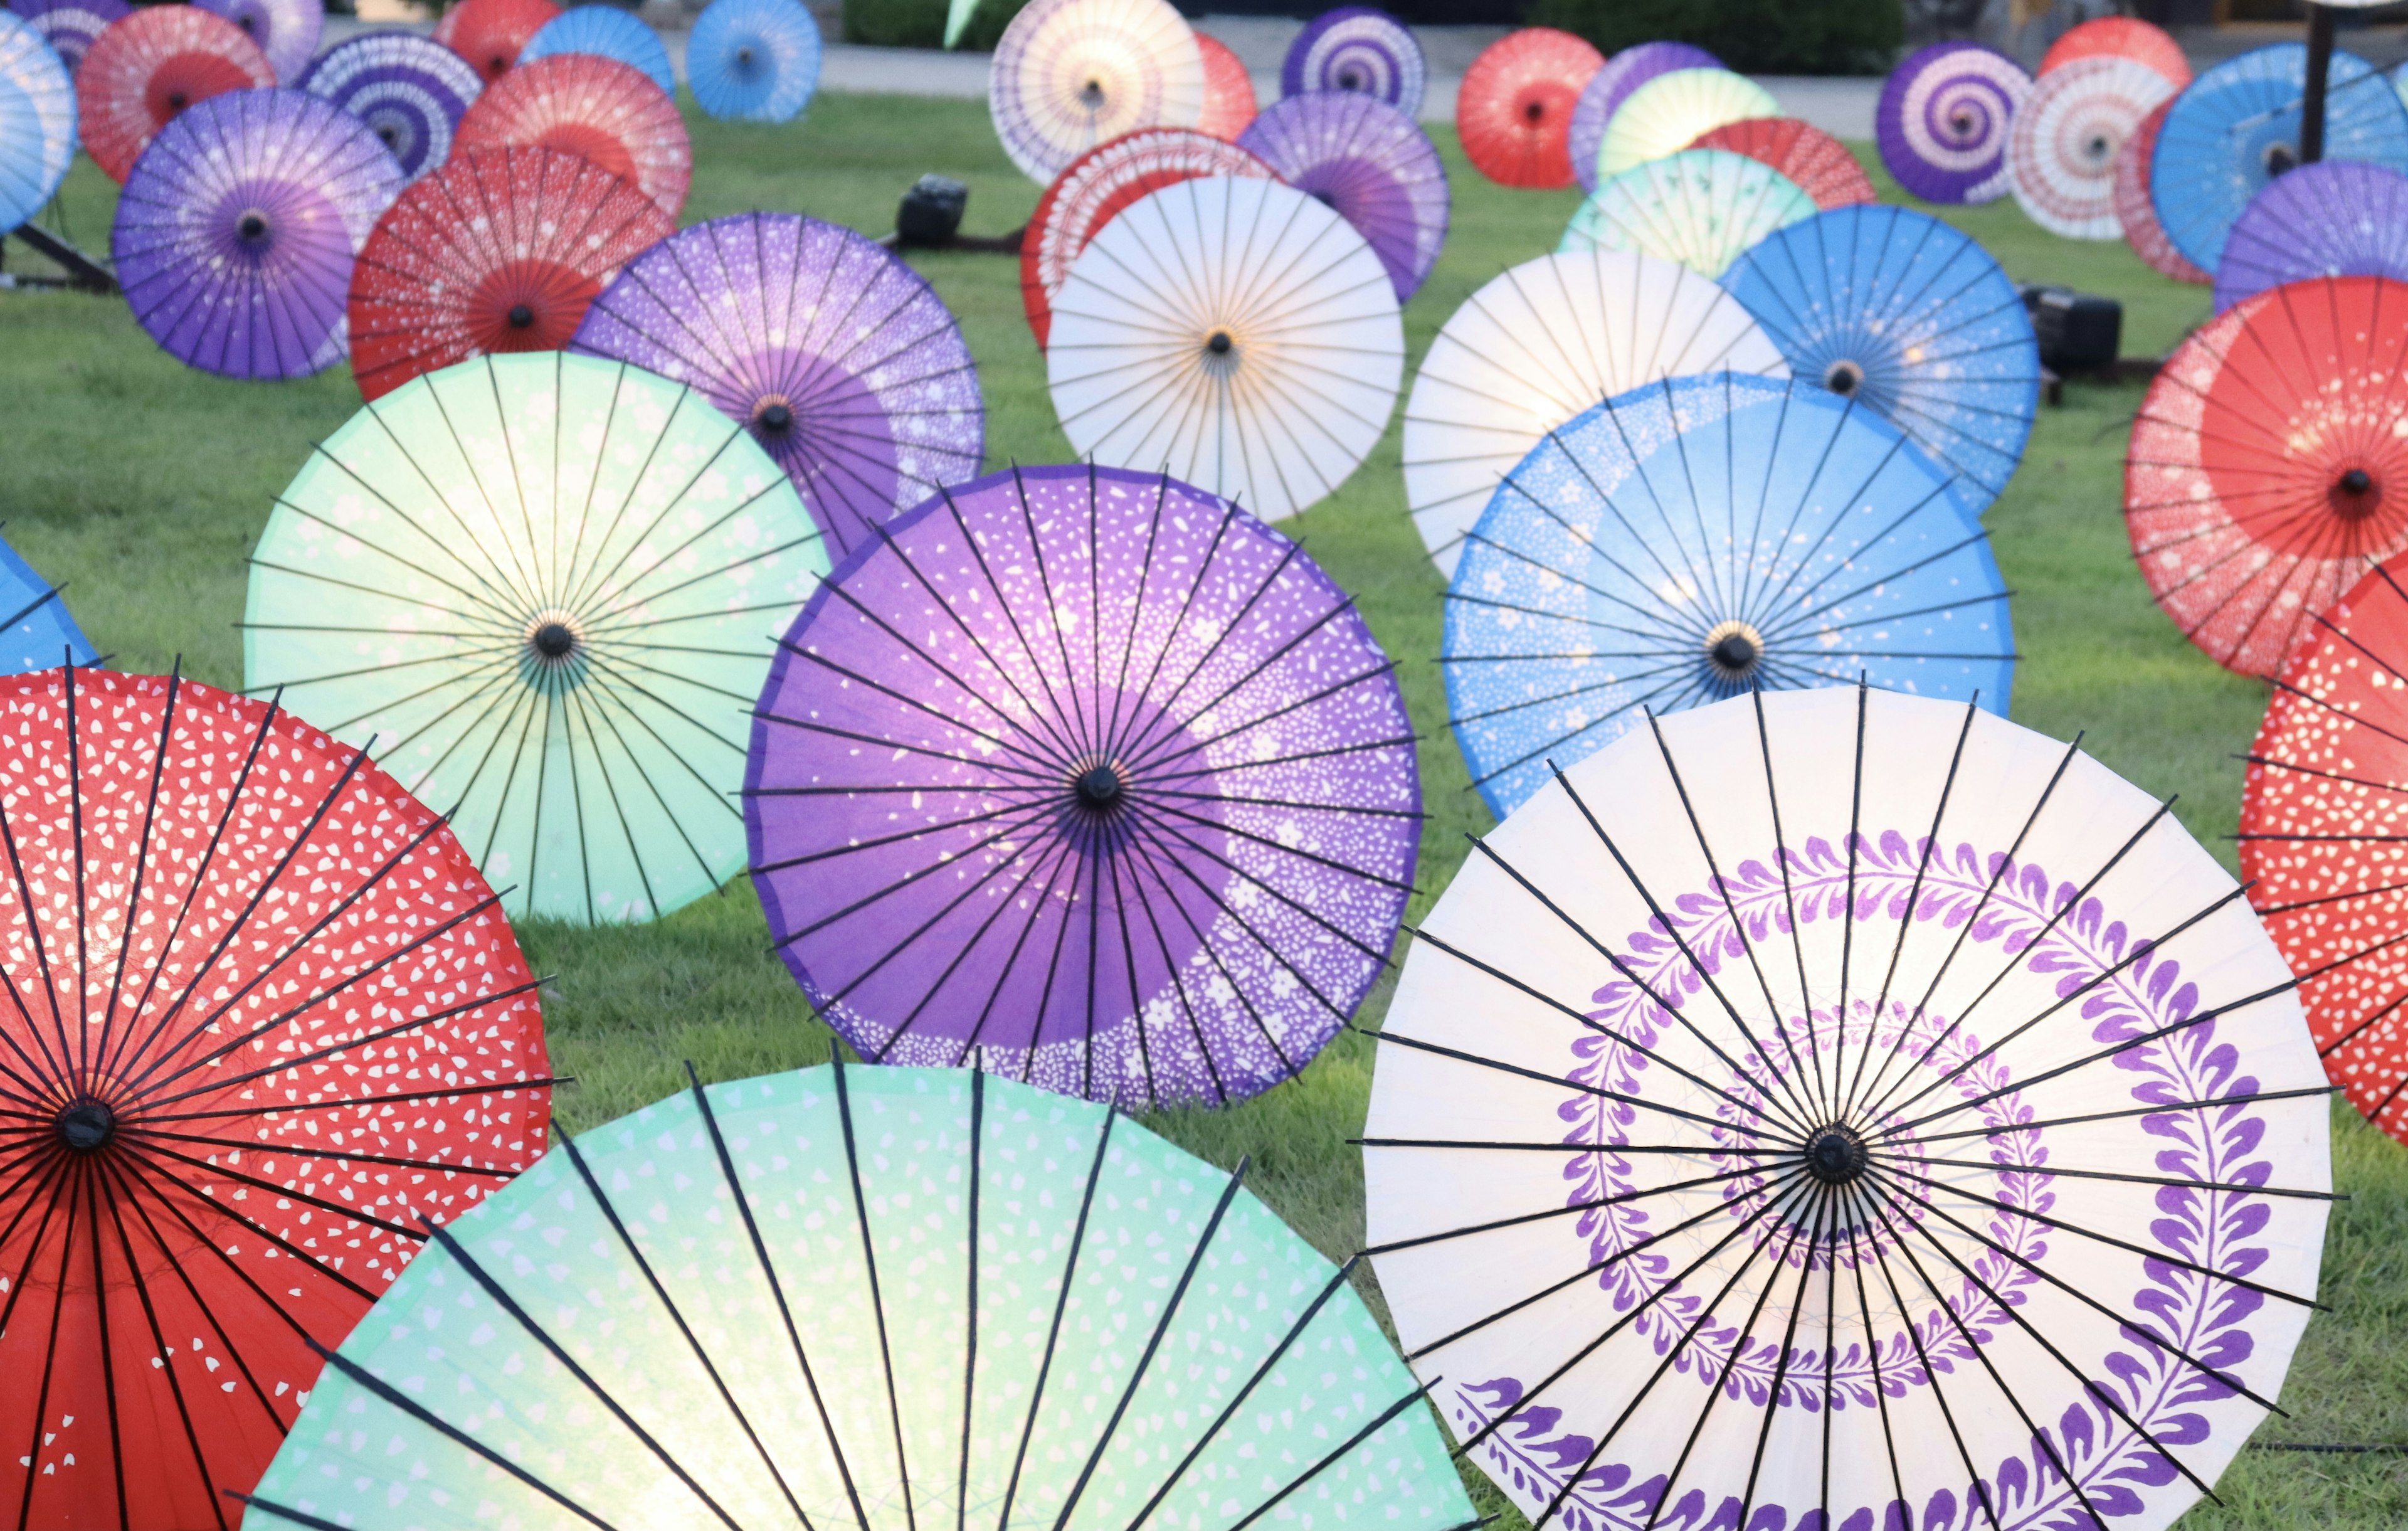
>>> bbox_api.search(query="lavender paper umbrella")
[744,463,1420,1110]
[299,31,482,181]
[7,0,124,75]
[1281,6,1424,119]
[196,0,319,85]
[1238,88,1446,300]
[1878,40,2030,204]
[1568,39,1716,194]
[2215,160,2408,313]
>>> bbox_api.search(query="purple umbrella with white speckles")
[196,0,320,83]
[7,0,124,74]
[744,463,1422,1110]
[1568,39,1716,193]
[1238,87,1447,300]
[2215,159,2408,313]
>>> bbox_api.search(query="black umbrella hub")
[1822,358,1866,397]
[2332,464,2384,519]
[753,396,796,435]
[1071,759,1128,813]
[1802,1121,1869,1185]
[56,1096,117,1153]
[1201,326,1242,378]
[523,610,590,687]
[1704,619,1765,682]
[236,208,272,246]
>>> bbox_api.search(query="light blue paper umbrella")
[687,0,820,122]
[1444,372,2012,820]
[0,10,73,232]
[0,524,91,672]
[520,2,675,97]
[1720,203,2040,512]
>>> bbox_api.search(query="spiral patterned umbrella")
[76,3,270,182]
[573,212,985,560]
[1456,25,1602,190]
[1877,40,2029,205]
[2113,97,2209,284]
[1192,28,1254,138]
[1569,40,1717,194]
[520,3,675,98]
[299,31,482,183]
[455,50,689,217]
[7,0,126,76]
[2217,161,2408,314]
[2007,53,2175,240]
[1281,4,1423,119]
[1238,89,1447,301]
[0,10,74,232]
[988,0,1203,183]
[686,0,820,123]
[1563,149,1815,280]
[194,0,317,86]
[2039,14,2190,88]
[1595,66,1778,183]
[433,0,558,81]
[1689,116,1876,208]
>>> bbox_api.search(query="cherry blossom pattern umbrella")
[434,0,559,82]
[0,526,92,671]
[1238,89,1447,301]
[194,0,316,86]
[2007,53,2176,240]
[1365,683,2331,1531]
[0,664,552,1529]
[246,352,826,923]
[1193,28,1254,137]
[113,87,403,379]
[2215,161,2408,314]
[2113,97,2209,284]
[686,0,820,123]
[1047,174,1404,521]
[520,3,675,97]
[298,31,483,183]
[1018,125,1274,349]
[7,0,127,77]
[1877,40,2029,205]
[455,50,689,217]
[347,146,671,401]
[573,211,985,561]
[1568,40,1717,194]
[747,464,1420,1108]
[1281,4,1423,119]
[2126,275,2408,677]
[0,10,74,232]
[1689,116,1876,208]
[1563,149,1817,280]
[75,3,270,182]
[1593,66,1778,183]
[2039,13,2190,88]
[988,0,1203,183]
[1456,25,1602,189]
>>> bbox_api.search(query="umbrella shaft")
[2303,3,2336,165]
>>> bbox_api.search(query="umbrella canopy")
[1563,147,1816,280]
[1569,40,1718,194]
[1877,40,2029,205]
[0,526,92,671]
[0,11,74,233]
[2039,14,2191,88]
[1594,65,1778,183]
[245,352,827,924]
[2126,274,2408,677]
[1018,125,1274,349]
[2113,97,2209,284]
[988,0,1204,183]
[0,664,553,1530]
[1443,373,2011,818]
[520,3,675,97]
[194,0,316,86]
[1456,25,1602,189]
[113,87,403,379]
[1402,248,1789,576]
[433,0,559,81]
[2216,160,2408,313]
[1047,175,1403,521]
[75,4,270,182]
[572,211,985,561]
[1721,203,2041,513]
[1282,4,1424,119]
[243,1061,1479,1530]
[455,50,690,217]
[298,31,483,183]
[746,464,1419,1108]
[347,146,670,401]
[1193,28,1254,137]
[1365,683,2331,1531]
[1237,89,1447,301]
[1689,115,1876,208]
[686,0,820,122]
[2007,53,2176,240]
[7,0,128,77]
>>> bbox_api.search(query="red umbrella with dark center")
[1455,26,1602,189]
[75,4,271,183]
[433,0,559,82]
[453,50,690,218]
[1687,115,1876,208]
[0,665,552,1528]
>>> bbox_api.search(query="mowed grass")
[5,91,2407,1526]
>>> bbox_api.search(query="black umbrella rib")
[1112,819,1300,1088]
[0,740,75,1091]
[1224,1377,1446,1531]
[1715,1189,1839,1531]
[1883,1143,2335,1199]
[993,1110,1117,1531]
[557,684,662,921]
[758,798,1056,930]
[831,1057,919,1531]
[92,1164,233,1528]
[1119,534,1311,766]
[1848,697,1978,1105]
[82,1165,135,1528]
[749,711,1064,793]
[771,642,1064,780]
[1135,784,1426,820]
[583,524,827,632]
[1007,464,1101,758]
[862,825,1082,1063]
[1103,832,1215,1108]
[920,484,1087,768]
[1141,731,1422,785]
[1356,1024,1778,1140]
[1913,1082,2337,1146]
[2321,993,2408,1060]
[1119,802,1393,975]
[123,1125,528,1180]
[1138,790,1415,893]
[1835,1182,1911,1525]
[2239,753,2408,803]
[1751,689,1834,1122]
[1139,652,1398,776]
[135,1140,442,1242]
[954,1069,985,1531]
[12,1163,83,1530]
[1361,1160,1791,1256]
[107,1148,382,1308]
[90,666,180,1083]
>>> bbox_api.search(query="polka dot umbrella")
[2039,14,2191,88]
[1456,25,1602,189]
[1569,39,1716,194]
[455,50,690,218]
[1877,40,2029,205]
[0,9,75,233]
[1237,88,1449,301]
[6,0,128,77]
[433,0,559,82]
[1563,148,1817,280]
[987,0,1203,183]
[1689,116,1876,208]
[75,3,270,183]
[2215,161,2408,314]
[520,3,675,98]
[1593,65,1778,183]
[194,0,318,87]
[685,0,821,123]
[298,30,483,183]
[2007,54,2176,240]
[1281,4,1423,119]
[2113,98,2210,285]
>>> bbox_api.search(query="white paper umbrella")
[2009,54,2175,240]
[1595,65,1779,182]
[1365,684,2333,1531]
[1047,174,1403,521]
[1562,147,1817,279]
[988,0,1204,183]
[1402,248,1790,575]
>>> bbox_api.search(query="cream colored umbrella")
[1563,147,1817,278]
[1596,65,1779,181]
[988,0,1204,182]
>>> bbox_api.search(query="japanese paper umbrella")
[298,31,482,183]
[0,664,552,1529]
[0,524,93,672]
[2113,98,2209,285]
[2007,53,2174,240]
[1192,28,1253,139]
[2039,14,2190,88]
[685,0,821,124]
[1442,373,2012,819]
[1568,40,1718,194]
[1402,247,1789,576]
[241,1061,1480,1531]
[520,3,675,98]
[2126,275,2408,678]
[0,10,74,234]
[573,211,985,561]
[1876,41,2029,206]
[1046,175,1404,522]
[433,0,559,82]
[1282,4,1425,119]
[1689,116,1877,209]
[196,0,317,87]
[987,0,1204,184]
[1593,66,1778,183]
[455,51,690,218]
[1456,26,1602,190]
[1363,683,2331,1531]
[75,4,270,183]
[346,146,672,403]
[1237,89,1449,302]
[2215,160,2408,314]
[1562,148,1816,281]
[7,0,128,78]
[112,88,403,381]
[746,464,1418,1108]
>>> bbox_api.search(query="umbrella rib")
[121,1122,530,1182]
[993,1110,1117,1531]
[1750,689,1835,1123]
[1119,534,1310,765]
[1008,464,1101,759]
[1358,1160,1796,1256]
[1357,1025,1783,1141]
[1456,662,1723,792]
[559,683,655,921]
[578,677,730,895]
[1877,1145,2337,1200]
[1123,800,1395,971]
[1135,775,1414,893]
[138,1075,564,1126]
[92,1163,236,1527]
[831,1056,921,1531]
[1089,467,1162,774]
[934,829,1092,1071]
[1224,1377,1450,1531]
[1714,1190,1840,1531]
[1112,823,1292,1091]
[1836,1180,1911,1523]
[0,741,75,1092]
[755,791,1055,881]
[1918,1082,2338,1146]
[11,1160,83,1530]
[1832,683,1869,1123]
[1145,731,1421,786]
[83,1163,135,1525]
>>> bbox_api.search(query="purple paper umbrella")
[1878,40,2030,204]
[112,87,403,379]
[1282,6,1425,119]
[299,31,483,182]
[196,0,319,84]
[8,0,125,74]
[573,212,984,560]
[744,464,1422,1110]
[1239,88,1448,300]
[2215,159,2408,312]
[1568,40,1717,193]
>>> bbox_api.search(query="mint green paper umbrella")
[1563,147,1817,278]
[240,1061,1481,1531]
[243,352,828,924]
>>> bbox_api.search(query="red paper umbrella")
[2039,14,2191,90]
[76,5,272,183]
[0,665,551,1527]
[1018,125,1275,347]
[1687,115,1876,208]
[433,0,560,81]
[347,146,672,401]
[2127,275,2408,676]
[454,50,690,218]
[2113,98,2209,285]
[1194,30,1257,139]
[1455,25,1602,189]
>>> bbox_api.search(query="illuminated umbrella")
[1047,174,1403,521]
[2113,97,2209,285]
[0,10,74,232]
[1595,65,1778,182]
[520,3,675,97]
[434,0,559,82]
[2007,53,2175,240]
[347,146,671,401]
[1193,28,1254,138]
[1237,88,1447,300]
[298,31,482,183]
[113,87,402,379]
[1442,373,2011,818]
[242,1061,1479,1531]
[1876,40,2029,204]
[988,0,1204,183]
[455,50,690,216]
[0,664,552,1529]
[746,465,1420,1108]
[573,211,985,560]
[1403,248,1788,577]
[2127,274,2408,677]
[686,0,820,124]
[1722,203,2041,512]
[1282,4,1423,119]
[1569,39,1716,194]
[245,351,826,923]
[1456,25,1602,189]
[76,4,270,182]
[1689,115,1876,208]
[194,0,316,86]
[2216,161,2408,313]
[1366,683,2330,1531]
[1563,148,1816,280]
[0,526,92,670]
[8,0,125,77]
[2039,13,2190,88]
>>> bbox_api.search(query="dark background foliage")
[1528,0,1903,74]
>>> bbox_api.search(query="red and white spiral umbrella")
[2008,53,2176,240]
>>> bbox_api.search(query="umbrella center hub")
[167,89,188,110]
[57,1098,114,1153]
[1823,359,1864,397]
[378,125,399,147]
[1803,1123,1867,1185]
[2332,465,2382,517]
[1704,620,1764,681]
[736,45,754,65]
[508,303,537,330]
[1072,761,1126,812]
[1079,78,1106,110]
[1523,97,1545,125]
[236,209,270,244]
[1947,110,1974,139]
[1202,329,1239,374]
[1338,68,1365,90]
[532,622,578,660]
[754,398,796,434]
[2264,141,2298,177]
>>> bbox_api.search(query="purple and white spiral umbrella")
[1568,39,1716,194]
[1281,6,1424,119]
[7,0,124,75]
[1879,40,2030,204]
[298,30,482,181]
[1237,88,1446,300]
[196,0,319,84]
[746,463,1421,1110]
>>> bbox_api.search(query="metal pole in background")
[2303,1,2336,164]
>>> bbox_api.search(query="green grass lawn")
[6,90,2407,1527]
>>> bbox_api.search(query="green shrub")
[1529,0,1904,76]
[842,0,1032,50]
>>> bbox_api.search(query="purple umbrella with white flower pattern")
[7,0,124,75]
[196,0,320,83]
[299,30,482,182]
[1238,87,1447,300]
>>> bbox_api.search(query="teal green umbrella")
[240,1061,1479,1531]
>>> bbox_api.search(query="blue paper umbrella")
[2153,43,2408,275]
[0,10,73,232]
[1444,373,2012,819]
[0,526,92,672]
[687,0,820,121]
[520,3,675,96]
[1720,203,2039,512]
